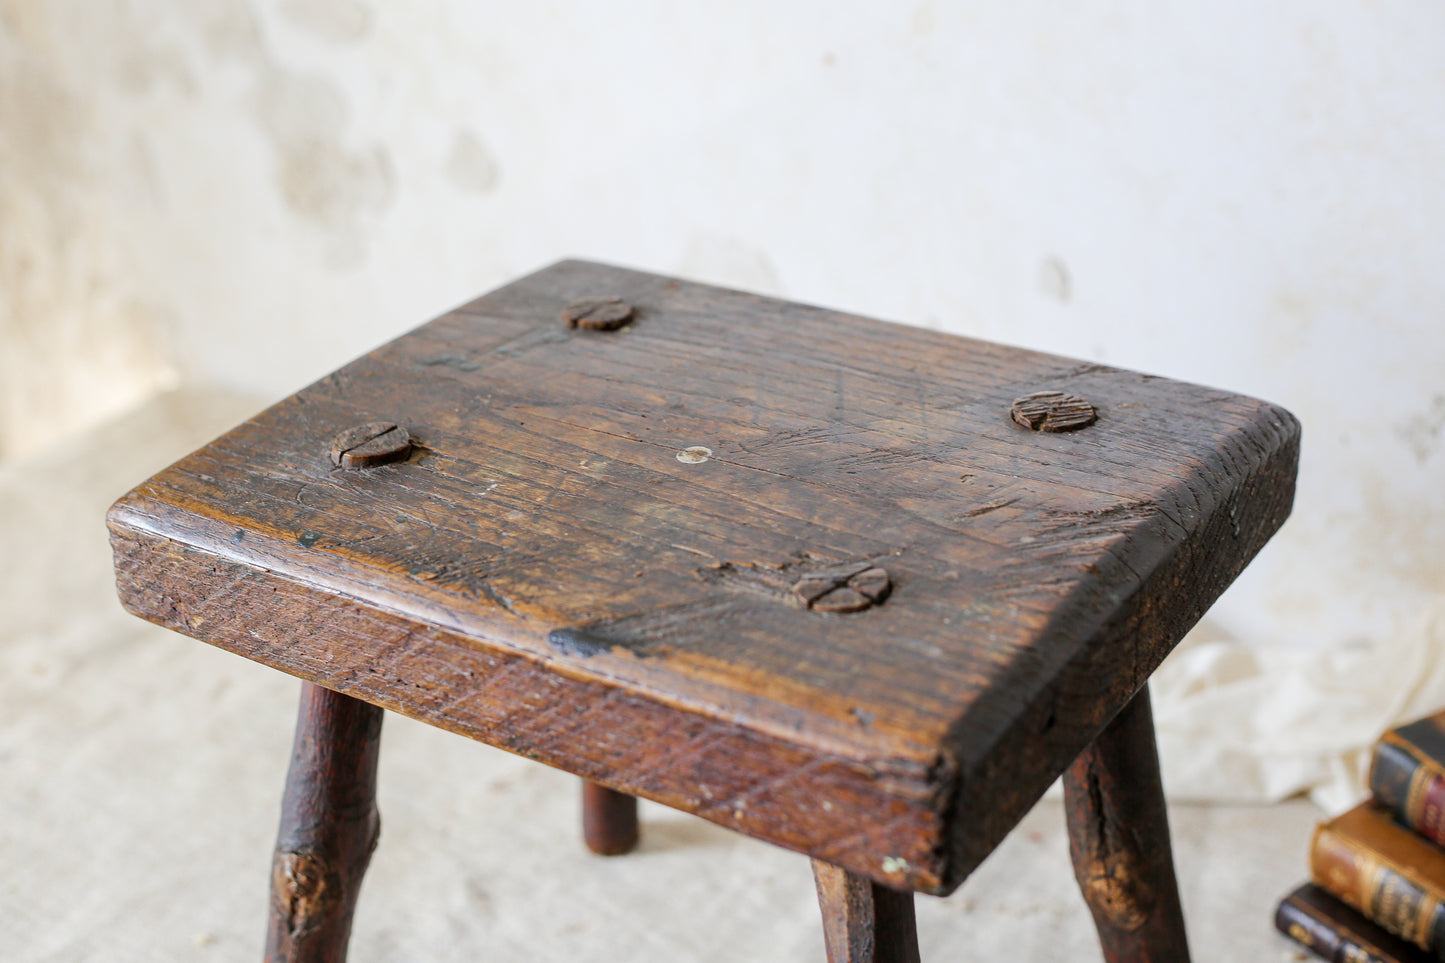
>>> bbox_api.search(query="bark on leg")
[582,780,639,856]
[265,684,384,963]
[1064,685,1190,963]
[811,859,920,963]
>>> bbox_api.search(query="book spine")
[1371,738,1445,849]
[1276,896,1381,962]
[1311,822,1445,958]
[1276,884,1431,963]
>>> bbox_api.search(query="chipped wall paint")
[2,0,1442,653]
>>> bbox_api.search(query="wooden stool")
[108,261,1299,962]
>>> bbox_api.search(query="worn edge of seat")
[107,494,958,893]
[108,395,1298,897]
[931,399,1301,890]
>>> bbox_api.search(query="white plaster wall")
[3,0,1443,655]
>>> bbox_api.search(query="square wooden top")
[109,260,1299,893]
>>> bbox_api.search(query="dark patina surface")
[109,259,1299,896]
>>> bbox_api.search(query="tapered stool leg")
[265,684,384,963]
[581,780,639,855]
[811,859,920,963]
[1064,685,1189,963]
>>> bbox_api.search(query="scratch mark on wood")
[957,496,1020,519]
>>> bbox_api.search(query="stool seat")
[108,260,1298,957]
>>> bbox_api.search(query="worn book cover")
[1372,713,1445,848]
[1311,801,1445,959]
[1277,882,1432,963]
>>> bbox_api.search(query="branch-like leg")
[264,684,384,963]
[1064,685,1190,963]
[811,859,920,963]
[582,780,639,856]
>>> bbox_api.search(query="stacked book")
[1276,711,1445,962]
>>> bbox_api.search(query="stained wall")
[3,1,1442,654]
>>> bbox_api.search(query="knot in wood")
[330,422,412,468]
[271,851,340,935]
[791,565,892,614]
[563,297,634,331]
[1079,850,1155,931]
[1010,391,1097,432]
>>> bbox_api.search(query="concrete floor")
[0,390,1321,961]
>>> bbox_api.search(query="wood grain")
[812,860,920,963]
[265,683,382,963]
[1065,686,1189,962]
[108,259,1300,894]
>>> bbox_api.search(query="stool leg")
[581,780,639,855]
[1063,685,1189,963]
[264,683,384,963]
[811,859,920,963]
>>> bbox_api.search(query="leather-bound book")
[1373,713,1445,848]
[1277,882,1432,963]
[1311,802,1445,959]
